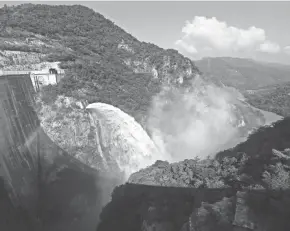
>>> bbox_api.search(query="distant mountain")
[245,81,290,117]
[195,57,290,91]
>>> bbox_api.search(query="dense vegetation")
[1,4,199,122]
[217,117,290,181]
[129,117,290,190]
[121,118,290,231]
[100,144,290,231]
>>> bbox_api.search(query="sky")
[1,1,290,64]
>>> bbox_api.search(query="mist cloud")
[147,76,241,161]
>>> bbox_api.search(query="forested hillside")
[245,82,290,117]
[195,57,290,91]
[0,3,199,123]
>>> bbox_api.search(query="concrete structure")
[0,68,65,92]
[30,69,65,92]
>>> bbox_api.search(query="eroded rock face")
[38,95,163,179]
[36,96,109,172]
[123,53,198,86]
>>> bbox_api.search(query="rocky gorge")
[0,3,290,231]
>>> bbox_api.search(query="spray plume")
[147,76,241,161]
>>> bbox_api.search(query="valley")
[0,3,290,231]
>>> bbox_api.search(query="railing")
[0,70,65,76]
[0,70,32,76]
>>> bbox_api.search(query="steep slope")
[0,3,199,124]
[195,57,290,91]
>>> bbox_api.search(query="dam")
[0,73,105,231]
[0,69,65,92]
[0,73,289,231]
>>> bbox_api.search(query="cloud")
[175,16,281,58]
[258,41,281,53]
[175,39,198,54]
[284,46,290,55]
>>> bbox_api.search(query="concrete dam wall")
[0,74,105,231]
[0,74,39,210]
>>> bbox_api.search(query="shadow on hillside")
[97,183,290,231]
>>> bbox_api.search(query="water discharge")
[86,103,164,179]
[86,77,270,179]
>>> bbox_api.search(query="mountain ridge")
[195,56,290,91]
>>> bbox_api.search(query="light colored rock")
[118,39,134,53]
[38,97,163,180]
